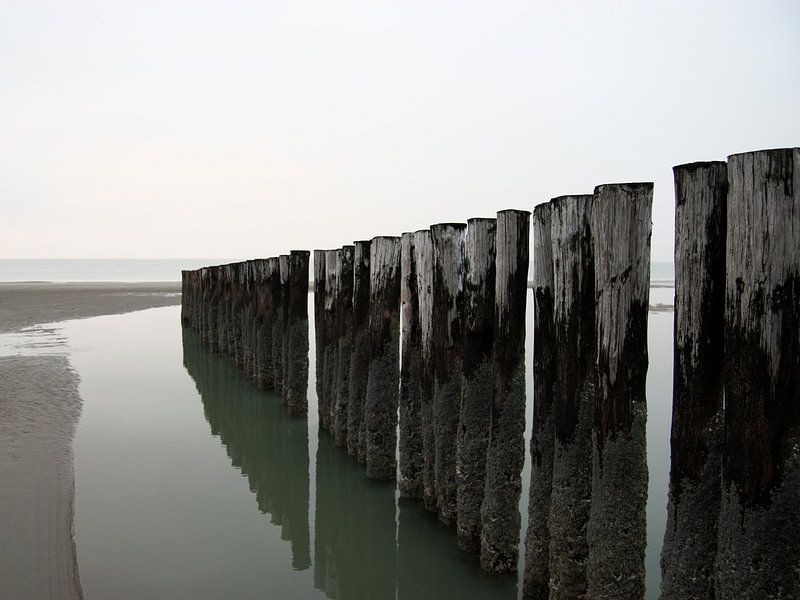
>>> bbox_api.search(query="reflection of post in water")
[313,431,397,600]
[181,328,311,570]
[397,499,517,600]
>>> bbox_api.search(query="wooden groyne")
[181,145,797,592]
[181,250,310,416]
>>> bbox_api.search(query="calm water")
[57,294,672,599]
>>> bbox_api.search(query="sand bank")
[0,282,182,599]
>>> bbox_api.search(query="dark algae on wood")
[660,161,726,600]
[716,148,800,600]
[548,194,595,599]
[431,223,467,524]
[348,240,371,462]
[456,217,496,552]
[399,232,424,499]
[285,251,309,417]
[364,236,402,480]
[481,209,530,574]
[333,246,355,445]
[524,203,555,598]
[587,182,652,600]
[414,230,437,511]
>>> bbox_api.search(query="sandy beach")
[0,282,181,599]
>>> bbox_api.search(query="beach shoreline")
[0,282,182,599]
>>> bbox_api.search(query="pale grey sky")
[1,0,798,261]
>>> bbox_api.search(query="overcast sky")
[1,0,798,261]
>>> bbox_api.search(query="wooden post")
[364,236,402,480]
[659,162,726,599]
[414,230,436,511]
[481,209,530,573]
[333,246,355,446]
[243,260,257,380]
[320,249,338,431]
[269,258,284,393]
[456,217,496,552]
[208,266,222,353]
[181,270,190,325]
[257,258,279,390]
[273,255,289,396]
[431,222,467,524]
[314,250,327,409]
[524,203,555,597]
[285,250,310,416]
[348,240,371,461]
[586,182,652,599]
[548,195,595,598]
[399,232,424,499]
[716,148,800,598]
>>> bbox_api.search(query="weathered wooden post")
[333,245,355,446]
[313,250,327,408]
[199,267,209,343]
[414,230,437,511]
[586,182,652,599]
[524,203,555,597]
[181,270,189,325]
[715,148,800,599]
[399,232,424,499]
[285,250,310,416]
[218,264,232,357]
[430,223,466,524]
[256,258,278,390]
[659,162,726,599]
[208,266,222,353]
[273,255,289,395]
[348,240,371,461]
[548,195,595,598]
[269,258,284,392]
[456,217,496,552]
[481,209,530,573]
[320,249,338,431]
[243,260,257,380]
[364,236,402,480]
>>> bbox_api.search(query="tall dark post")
[414,230,437,511]
[313,250,327,408]
[548,195,595,598]
[587,183,652,600]
[399,232,424,499]
[320,249,338,431]
[269,258,283,393]
[431,223,466,524]
[348,240,371,461]
[274,255,289,396]
[716,148,800,599]
[364,236,401,480]
[456,217,496,552]
[333,245,355,446]
[285,250,310,416]
[243,260,257,381]
[481,209,529,574]
[659,162,726,600]
[524,203,555,598]
[257,258,279,390]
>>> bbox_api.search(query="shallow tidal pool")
[62,294,672,599]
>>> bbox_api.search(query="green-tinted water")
[64,296,672,599]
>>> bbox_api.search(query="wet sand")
[0,282,181,599]
[0,282,181,334]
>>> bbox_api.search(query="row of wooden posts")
[180,146,798,599]
[180,252,310,416]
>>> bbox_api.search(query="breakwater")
[181,146,798,599]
